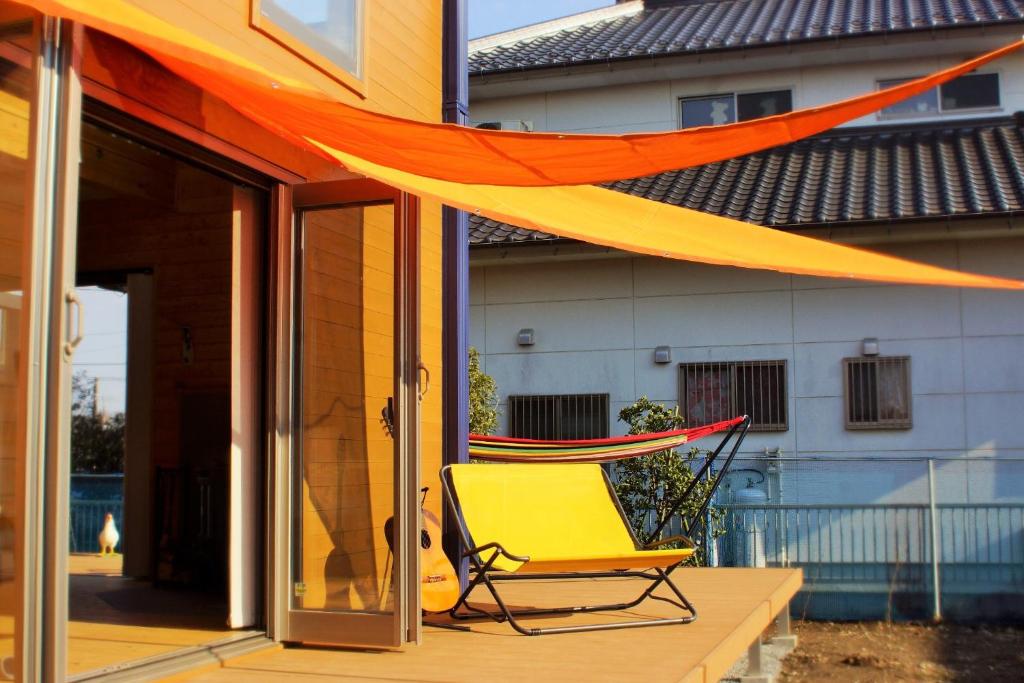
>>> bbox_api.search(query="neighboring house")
[467,0,1024,481]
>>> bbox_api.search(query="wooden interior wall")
[299,204,395,611]
[0,22,32,668]
[76,123,234,473]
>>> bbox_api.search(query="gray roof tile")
[468,116,1024,246]
[469,0,1024,75]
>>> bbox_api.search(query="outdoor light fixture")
[654,345,672,364]
[517,328,535,346]
[862,337,880,356]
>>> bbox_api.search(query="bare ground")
[779,620,1024,682]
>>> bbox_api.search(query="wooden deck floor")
[168,568,802,683]
[67,553,234,676]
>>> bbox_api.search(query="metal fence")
[637,455,1024,621]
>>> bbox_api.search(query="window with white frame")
[843,356,912,430]
[680,89,792,128]
[252,0,363,83]
[678,361,788,432]
[878,73,999,119]
[507,393,609,440]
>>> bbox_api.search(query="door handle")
[63,290,84,360]
[381,397,395,438]
[417,361,430,401]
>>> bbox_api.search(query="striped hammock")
[468,416,746,463]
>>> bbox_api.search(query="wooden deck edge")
[681,569,804,683]
[768,568,804,618]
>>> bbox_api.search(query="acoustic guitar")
[383,487,460,613]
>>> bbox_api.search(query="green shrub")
[468,346,498,435]
[613,396,724,564]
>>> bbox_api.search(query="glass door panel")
[287,182,410,648]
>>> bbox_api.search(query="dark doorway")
[65,117,264,676]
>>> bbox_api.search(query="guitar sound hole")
[421,529,431,549]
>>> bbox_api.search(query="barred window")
[679,361,788,432]
[507,394,609,440]
[844,356,912,429]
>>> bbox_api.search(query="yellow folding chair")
[440,462,699,635]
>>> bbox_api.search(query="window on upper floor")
[251,0,363,90]
[843,356,912,430]
[680,89,792,128]
[507,393,610,440]
[878,73,999,119]
[679,361,788,432]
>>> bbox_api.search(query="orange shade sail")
[316,144,1024,290]
[24,0,1024,289]
[23,0,1024,187]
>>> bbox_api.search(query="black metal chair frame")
[439,416,751,636]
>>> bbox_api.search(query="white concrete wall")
[470,236,1024,502]
[471,50,1024,134]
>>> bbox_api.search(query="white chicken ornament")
[98,512,120,555]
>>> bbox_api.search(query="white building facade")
[468,0,1024,486]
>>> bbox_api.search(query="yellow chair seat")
[449,463,692,573]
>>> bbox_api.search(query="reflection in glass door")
[0,11,36,681]
[286,181,415,648]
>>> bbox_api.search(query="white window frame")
[876,71,1001,121]
[678,87,794,128]
[250,0,366,95]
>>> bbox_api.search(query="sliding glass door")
[0,5,82,680]
[278,179,420,648]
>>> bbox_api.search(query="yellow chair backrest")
[449,463,639,572]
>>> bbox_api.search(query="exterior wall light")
[517,328,535,346]
[862,337,880,356]
[654,345,672,364]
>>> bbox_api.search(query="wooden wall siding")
[77,123,235,472]
[0,29,31,671]
[298,204,396,611]
[79,1,446,515]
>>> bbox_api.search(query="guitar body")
[382,495,460,614]
[419,507,460,613]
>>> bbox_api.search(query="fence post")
[927,459,942,621]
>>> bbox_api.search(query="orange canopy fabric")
[316,143,1024,290]
[24,0,1024,187]
[26,0,1024,289]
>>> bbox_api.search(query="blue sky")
[469,0,612,39]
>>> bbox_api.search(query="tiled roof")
[469,0,1024,75]
[468,115,1024,246]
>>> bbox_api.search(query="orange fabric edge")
[21,0,1024,187]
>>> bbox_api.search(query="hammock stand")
[467,415,750,546]
[440,415,751,634]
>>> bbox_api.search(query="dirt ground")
[779,620,1024,682]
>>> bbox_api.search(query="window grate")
[507,394,610,440]
[679,360,788,432]
[844,356,912,429]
